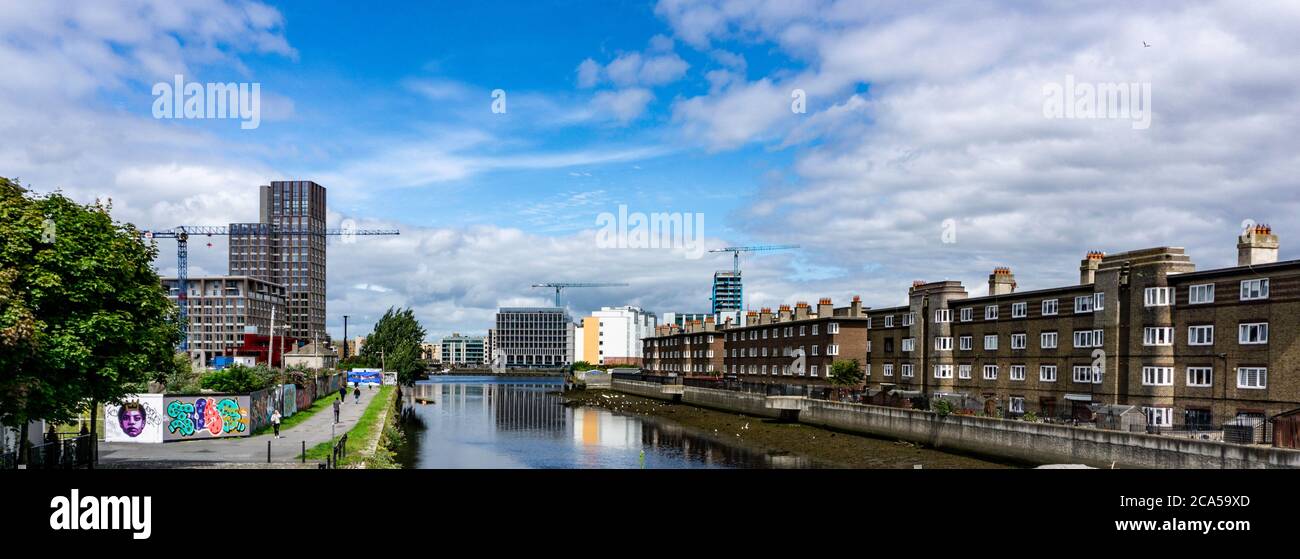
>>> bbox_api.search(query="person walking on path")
[333,398,341,424]
[271,409,282,438]
[354,386,361,404]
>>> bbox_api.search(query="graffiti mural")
[162,395,250,441]
[105,394,165,443]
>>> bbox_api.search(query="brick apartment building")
[639,229,1300,427]
[641,318,725,376]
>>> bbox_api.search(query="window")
[959,336,972,351]
[864,364,871,377]
[1041,332,1058,349]
[883,364,894,377]
[1239,323,1268,344]
[934,337,953,351]
[828,322,840,334]
[1142,366,1173,386]
[1011,333,1027,349]
[1237,367,1266,389]
[749,348,756,357]
[1011,302,1027,318]
[762,329,768,339]
[1240,279,1269,301]
[1073,329,1103,348]
[901,338,914,352]
[984,335,998,350]
[960,308,973,322]
[1039,365,1058,382]
[985,305,998,320]
[1187,325,1214,346]
[750,331,757,340]
[901,364,913,378]
[1143,327,1174,346]
[1009,397,1026,414]
[883,316,893,328]
[1010,365,1026,381]
[902,314,914,327]
[1186,367,1212,387]
[828,344,841,356]
[1189,283,1214,304]
[958,364,972,379]
[811,345,819,356]
[813,324,820,335]
[1074,296,1093,313]
[934,309,952,323]
[761,365,768,375]
[761,347,768,357]
[1042,299,1058,315]
[1073,365,1099,383]
[810,365,819,377]
[799,326,807,336]
[934,364,953,379]
[983,365,998,380]
[1144,287,1174,307]
[1144,407,1172,427]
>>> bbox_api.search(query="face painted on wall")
[118,403,146,437]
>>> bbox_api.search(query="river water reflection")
[399,377,817,469]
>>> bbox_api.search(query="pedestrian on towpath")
[333,398,341,424]
[354,386,361,404]
[271,409,282,438]
[339,385,346,402]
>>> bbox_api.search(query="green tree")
[199,364,277,393]
[0,178,181,457]
[359,307,427,384]
[161,352,202,395]
[571,360,597,372]
[828,358,865,400]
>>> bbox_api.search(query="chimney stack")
[704,316,715,332]
[1238,224,1279,266]
[759,307,773,325]
[1080,251,1104,284]
[850,295,863,317]
[794,302,810,321]
[817,298,833,318]
[989,267,1016,296]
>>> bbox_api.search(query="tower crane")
[709,244,800,275]
[142,225,400,350]
[531,282,629,307]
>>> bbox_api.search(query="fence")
[325,433,348,469]
[25,433,96,469]
[611,372,682,385]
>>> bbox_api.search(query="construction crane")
[531,282,629,307]
[709,244,800,274]
[142,225,400,350]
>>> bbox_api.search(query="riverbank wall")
[611,379,1300,469]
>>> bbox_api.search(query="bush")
[932,399,956,417]
[1022,411,1039,422]
[200,364,277,393]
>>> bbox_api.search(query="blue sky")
[3,0,1298,340]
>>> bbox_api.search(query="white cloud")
[591,88,656,123]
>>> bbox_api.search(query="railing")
[25,434,96,469]
[1128,423,1222,438]
[325,433,348,468]
[611,372,682,385]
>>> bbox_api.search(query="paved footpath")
[99,388,380,467]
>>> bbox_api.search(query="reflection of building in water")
[572,408,640,448]
[485,384,566,433]
[638,421,809,468]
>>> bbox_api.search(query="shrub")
[200,364,277,393]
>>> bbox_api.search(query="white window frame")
[828,322,840,334]
[901,364,913,378]
[901,314,913,327]
[1144,407,1173,427]
[882,364,894,377]
[1142,366,1173,386]
[984,335,998,350]
[1073,365,1102,384]
[1186,367,1212,387]
[812,324,820,335]
[1240,279,1269,301]
[1011,302,1027,318]
[1237,367,1266,389]
[1074,296,1093,313]
[1187,325,1214,346]
[1041,331,1058,349]
[934,309,952,323]
[959,336,972,351]
[958,364,972,379]
[1041,299,1058,316]
[1189,283,1214,304]
[883,316,893,328]
[982,365,998,380]
[960,308,973,322]
[811,345,819,356]
[1039,365,1057,382]
[1010,365,1026,381]
[810,365,819,377]
[934,364,953,379]
[985,305,998,320]
[1093,292,1105,310]
[828,344,839,356]
[901,338,914,352]
[1010,333,1027,350]
[1143,327,1174,346]
[1009,397,1026,414]
[1144,287,1174,307]
[1238,323,1269,345]
[934,337,953,351]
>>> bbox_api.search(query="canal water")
[398,377,820,468]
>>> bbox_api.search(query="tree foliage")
[359,307,427,384]
[828,359,864,387]
[0,177,181,426]
[199,364,278,393]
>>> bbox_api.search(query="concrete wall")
[610,380,1300,468]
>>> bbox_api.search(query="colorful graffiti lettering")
[166,401,196,436]
[216,399,247,433]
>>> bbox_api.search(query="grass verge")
[252,389,346,436]
[302,386,394,465]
